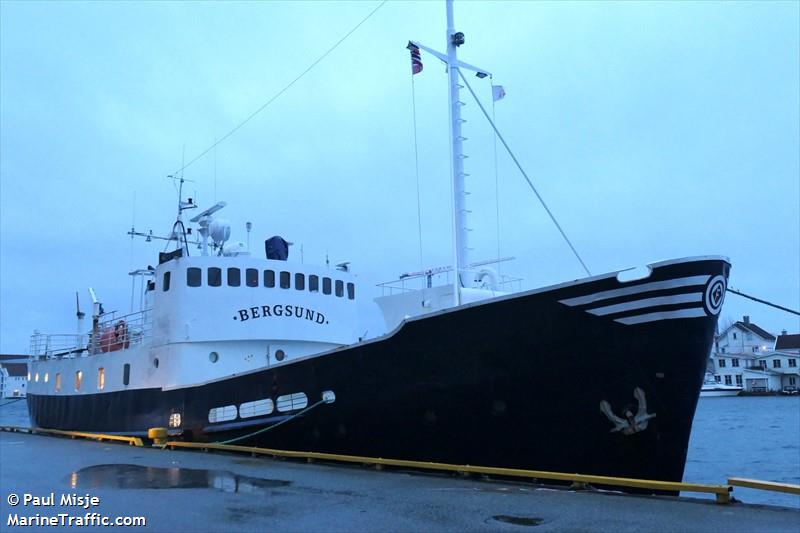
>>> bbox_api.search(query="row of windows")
[209,393,310,423]
[164,268,355,299]
[720,375,744,386]
[35,364,131,393]
[717,358,797,370]
[718,375,797,387]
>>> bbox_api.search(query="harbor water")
[685,395,800,508]
[2,395,798,508]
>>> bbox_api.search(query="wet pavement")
[1,430,798,532]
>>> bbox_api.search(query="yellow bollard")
[147,427,168,446]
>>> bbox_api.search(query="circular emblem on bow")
[704,275,726,315]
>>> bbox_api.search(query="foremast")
[446,0,468,306]
[411,0,491,306]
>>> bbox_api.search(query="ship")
[25,0,730,488]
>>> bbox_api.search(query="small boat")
[700,375,742,397]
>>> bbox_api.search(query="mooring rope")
[0,398,24,408]
[727,287,800,316]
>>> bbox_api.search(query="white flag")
[492,85,506,101]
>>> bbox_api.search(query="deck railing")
[29,308,153,360]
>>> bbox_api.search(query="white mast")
[410,0,491,306]
[447,0,468,306]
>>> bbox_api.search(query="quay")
[1,430,798,532]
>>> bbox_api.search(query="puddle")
[490,515,544,527]
[67,464,290,494]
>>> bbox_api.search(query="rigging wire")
[491,86,501,277]
[727,287,800,316]
[410,74,424,273]
[458,70,592,277]
[172,0,388,177]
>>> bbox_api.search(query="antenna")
[75,291,85,339]
[246,221,252,252]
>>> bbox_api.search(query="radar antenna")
[190,201,228,256]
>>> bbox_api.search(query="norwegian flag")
[406,42,423,75]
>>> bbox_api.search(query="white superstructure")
[27,201,359,401]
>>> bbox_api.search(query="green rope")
[214,399,327,445]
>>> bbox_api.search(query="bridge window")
[295,273,305,290]
[55,373,61,392]
[163,271,171,291]
[98,368,105,390]
[323,277,332,295]
[309,275,319,292]
[75,370,83,391]
[227,268,241,287]
[280,271,290,289]
[208,267,222,287]
[187,268,201,287]
[335,280,344,297]
[123,364,130,386]
[347,282,355,300]
[264,270,275,288]
[246,268,259,287]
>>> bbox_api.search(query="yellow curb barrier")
[728,477,800,496]
[165,440,733,504]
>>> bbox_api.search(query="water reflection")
[67,464,290,493]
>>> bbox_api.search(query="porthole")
[34,372,39,382]
[275,349,285,361]
[44,373,49,383]
[209,351,219,363]
[153,358,159,368]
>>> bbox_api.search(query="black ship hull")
[28,257,729,485]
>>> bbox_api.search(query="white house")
[711,318,798,392]
[0,362,28,398]
[715,315,776,355]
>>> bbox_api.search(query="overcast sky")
[1,0,798,354]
